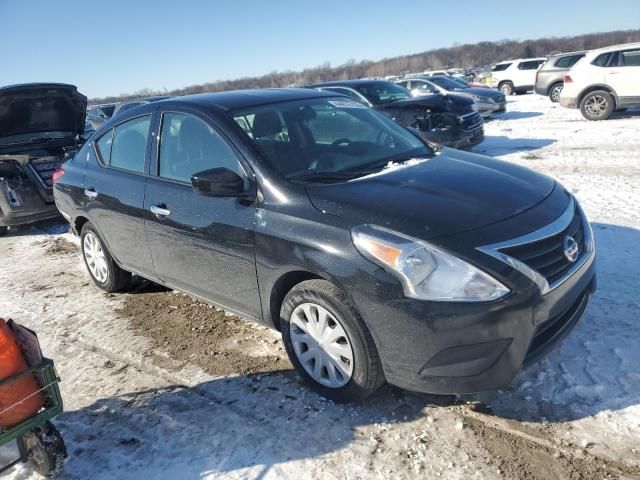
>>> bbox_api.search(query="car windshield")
[428,76,468,91]
[352,82,412,105]
[231,97,432,181]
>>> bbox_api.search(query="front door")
[143,110,262,318]
[606,48,640,102]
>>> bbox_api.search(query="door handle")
[84,188,98,199]
[150,205,171,217]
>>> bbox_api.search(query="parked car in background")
[560,42,640,120]
[0,83,86,235]
[534,51,587,102]
[86,103,116,130]
[491,58,547,95]
[395,76,506,117]
[111,96,170,119]
[308,80,484,149]
[53,88,596,402]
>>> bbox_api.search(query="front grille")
[524,290,590,365]
[27,157,63,189]
[460,112,482,131]
[498,206,585,285]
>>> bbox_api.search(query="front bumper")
[478,101,507,117]
[560,96,578,109]
[0,182,60,227]
[350,240,596,395]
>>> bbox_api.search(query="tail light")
[52,168,65,184]
[564,75,573,83]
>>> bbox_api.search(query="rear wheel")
[281,280,385,402]
[80,223,131,292]
[499,81,513,96]
[548,83,563,103]
[17,421,67,477]
[580,90,614,121]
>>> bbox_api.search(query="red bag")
[0,319,44,428]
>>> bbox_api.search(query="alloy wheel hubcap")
[551,86,562,101]
[83,232,109,283]
[290,303,354,388]
[501,84,512,95]
[585,95,607,117]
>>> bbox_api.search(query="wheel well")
[498,80,513,86]
[74,216,89,235]
[578,85,617,107]
[548,81,563,93]
[269,271,323,331]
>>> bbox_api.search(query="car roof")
[588,41,640,54]
[0,82,80,93]
[549,50,587,58]
[161,88,336,111]
[306,80,394,89]
[495,57,547,64]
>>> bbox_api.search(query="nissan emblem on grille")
[563,236,579,263]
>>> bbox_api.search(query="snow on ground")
[0,95,639,479]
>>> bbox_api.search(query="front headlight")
[352,225,509,302]
[471,95,486,102]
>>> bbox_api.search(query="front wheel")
[80,223,131,292]
[281,280,385,402]
[580,90,614,121]
[0,226,7,237]
[548,83,563,103]
[17,421,67,477]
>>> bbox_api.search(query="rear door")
[605,48,640,102]
[143,108,262,317]
[83,113,154,275]
[516,60,544,87]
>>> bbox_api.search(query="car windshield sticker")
[328,100,367,109]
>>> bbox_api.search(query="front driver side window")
[159,113,241,183]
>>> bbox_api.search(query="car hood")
[306,148,555,240]
[381,93,475,114]
[0,83,87,143]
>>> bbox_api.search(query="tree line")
[92,29,640,104]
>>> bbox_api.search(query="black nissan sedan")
[53,88,596,402]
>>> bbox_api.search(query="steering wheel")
[332,138,352,147]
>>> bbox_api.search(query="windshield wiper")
[287,170,373,183]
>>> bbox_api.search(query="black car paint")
[0,83,86,228]
[54,88,596,394]
[307,80,484,150]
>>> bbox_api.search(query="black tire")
[281,279,385,402]
[548,83,563,103]
[499,81,513,96]
[0,226,7,237]
[80,222,131,292]
[17,421,67,477]
[580,90,614,121]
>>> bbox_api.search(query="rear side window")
[95,115,151,173]
[518,60,543,70]
[492,63,511,72]
[554,54,584,68]
[621,49,640,67]
[592,52,613,67]
[158,113,241,183]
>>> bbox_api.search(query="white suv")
[560,42,640,120]
[491,58,547,95]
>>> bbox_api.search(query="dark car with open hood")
[54,88,596,402]
[307,80,484,150]
[0,83,86,235]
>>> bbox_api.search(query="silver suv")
[534,51,586,102]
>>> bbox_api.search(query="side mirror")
[191,167,248,197]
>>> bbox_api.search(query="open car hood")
[0,83,87,143]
